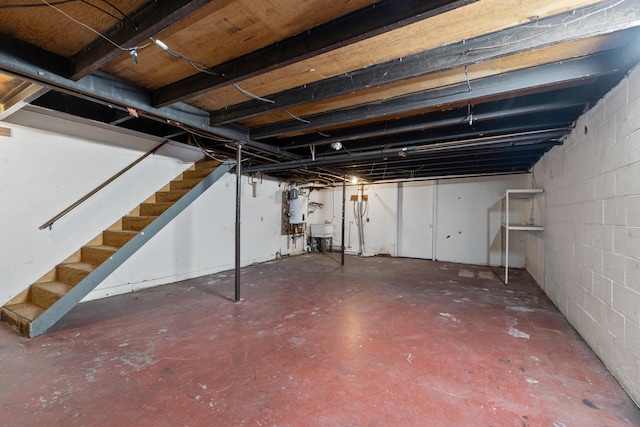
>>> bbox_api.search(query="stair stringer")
[28,159,235,337]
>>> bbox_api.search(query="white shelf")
[501,223,544,231]
[501,189,544,284]
[504,188,544,198]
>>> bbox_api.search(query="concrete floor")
[1,254,639,426]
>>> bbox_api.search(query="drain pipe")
[235,143,242,303]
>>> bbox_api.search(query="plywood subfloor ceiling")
[1,0,639,182]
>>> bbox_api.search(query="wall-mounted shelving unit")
[501,189,544,284]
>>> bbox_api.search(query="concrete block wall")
[528,64,640,405]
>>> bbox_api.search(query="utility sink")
[310,224,334,238]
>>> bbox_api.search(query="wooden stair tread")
[59,262,96,272]
[139,202,174,216]
[31,281,74,295]
[103,230,138,247]
[103,230,137,236]
[84,244,119,251]
[169,178,202,190]
[195,159,222,169]
[3,302,45,322]
[155,190,188,202]
[81,245,119,266]
[30,281,75,309]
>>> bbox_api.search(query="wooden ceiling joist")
[152,0,477,107]
[209,0,640,126]
[71,0,213,80]
[250,47,632,139]
[274,93,590,149]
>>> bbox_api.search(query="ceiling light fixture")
[129,48,139,64]
[331,142,343,150]
[351,177,358,184]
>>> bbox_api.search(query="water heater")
[289,194,308,224]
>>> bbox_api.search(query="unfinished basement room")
[2,0,640,425]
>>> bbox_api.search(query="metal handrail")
[39,140,168,230]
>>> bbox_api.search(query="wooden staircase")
[1,158,233,337]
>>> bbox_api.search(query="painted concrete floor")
[1,254,639,426]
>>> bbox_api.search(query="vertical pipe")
[235,143,242,303]
[432,180,438,261]
[341,177,346,265]
[357,186,365,255]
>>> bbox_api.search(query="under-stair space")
[1,158,233,337]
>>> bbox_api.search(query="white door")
[397,182,434,259]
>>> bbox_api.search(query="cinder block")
[587,99,606,129]
[586,318,613,363]
[603,307,625,339]
[628,65,640,104]
[593,273,613,305]
[604,198,627,226]
[585,291,603,324]
[612,282,640,324]
[591,224,614,251]
[625,132,640,165]
[605,140,628,173]
[627,196,640,227]
[617,95,640,140]
[611,346,640,400]
[603,251,627,284]
[625,320,640,357]
[573,242,586,266]
[595,171,615,200]
[585,246,603,274]
[615,163,640,197]
[614,226,640,260]
[568,298,586,327]
[627,257,640,289]
[579,265,593,292]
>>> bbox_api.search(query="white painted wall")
[314,174,528,266]
[397,181,434,259]
[0,110,301,305]
[435,175,528,266]
[527,64,640,405]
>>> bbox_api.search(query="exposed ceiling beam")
[344,143,559,171]
[210,0,640,125]
[330,120,573,154]
[246,129,565,173]
[0,39,294,159]
[72,0,213,80]
[250,48,631,139]
[152,0,477,107]
[274,87,594,148]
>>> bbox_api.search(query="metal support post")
[341,176,346,266]
[235,143,242,303]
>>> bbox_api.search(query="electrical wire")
[35,0,313,130]
[0,0,74,9]
[3,0,133,27]
[232,83,274,103]
[190,133,229,162]
[39,0,146,53]
[89,0,135,28]
[285,109,310,124]
[75,0,135,27]
[463,0,624,55]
